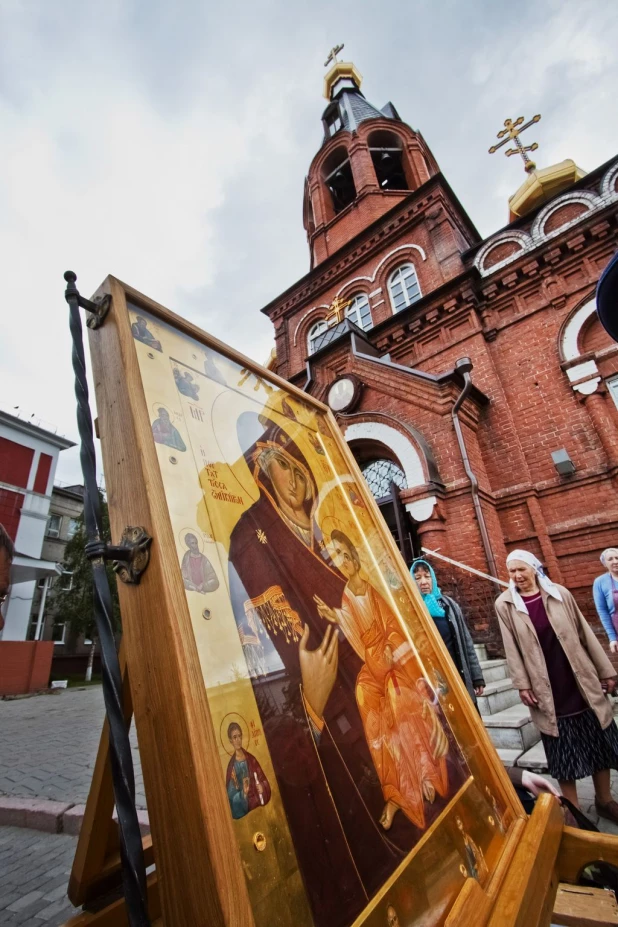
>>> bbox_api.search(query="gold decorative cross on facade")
[324,44,344,68]
[237,369,274,394]
[489,114,541,173]
[325,295,351,327]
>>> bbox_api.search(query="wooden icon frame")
[63,275,617,927]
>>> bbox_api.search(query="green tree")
[54,491,121,680]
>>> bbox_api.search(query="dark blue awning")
[596,250,618,341]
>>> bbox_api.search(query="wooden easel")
[62,275,618,927]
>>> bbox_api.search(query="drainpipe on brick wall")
[451,357,499,579]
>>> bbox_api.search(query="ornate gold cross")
[325,295,351,327]
[324,44,344,68]
[237,369,274,394]
[489,114,541,173]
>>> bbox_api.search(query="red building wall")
[0,437,33,489]
[264,144,618,658]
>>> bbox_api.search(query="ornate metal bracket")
[64,270,111,329]
[85,527,152,585]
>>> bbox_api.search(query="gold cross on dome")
[489,114,541,173]
[325,295,351,327]
[324,44,344,68]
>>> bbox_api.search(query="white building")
[0,410,75,640]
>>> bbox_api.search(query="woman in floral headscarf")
[411,559,485,705]
[495,549,618,820]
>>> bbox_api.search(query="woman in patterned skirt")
[495,549,618,821]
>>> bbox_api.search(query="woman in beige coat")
[495,549,618,819]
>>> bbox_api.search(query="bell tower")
[304,47,441,268]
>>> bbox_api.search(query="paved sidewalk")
[2,686,618,831]
[0,827,79,925]
[0,687,146,809]
[3,684,618,925]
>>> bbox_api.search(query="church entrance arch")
[345,436,420,566]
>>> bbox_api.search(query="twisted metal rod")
[64,271,150,926]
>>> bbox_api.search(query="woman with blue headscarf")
[411,559,485,704]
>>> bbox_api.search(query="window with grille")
[345,294,372,332]
[307,319,329,355]
[361,459,407,499]
[607,375,618,409]
[388,263,422,313]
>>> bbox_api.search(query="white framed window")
[345,294,372,332]
[307,319,329,355]
[67,518,79,540]
[46,514,62,538]
[388,263,422,313]
[607,376,618,409]
[51,622,66,645]
[59,571,73,592]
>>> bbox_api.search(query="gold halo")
[178,527,214,550]
[220,712,250,756]
[319,514,367,564]
[151,401,176,418]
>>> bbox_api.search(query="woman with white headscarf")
[495,549,618,819]
[593,548,618,654]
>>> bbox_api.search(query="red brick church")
[260,56,618,655]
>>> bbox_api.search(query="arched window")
[388,263,422,313]
[307,319,328,354]
[361,459,408,499]
[345,294,372,331]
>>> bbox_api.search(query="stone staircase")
[475,646,618,773]
[474,645,544,770]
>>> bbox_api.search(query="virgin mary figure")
[227,413,458,927]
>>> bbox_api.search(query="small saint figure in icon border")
[225,721,271,819]
[180,532,219,594]
[131,315,162,352]
[174,367,200,400]
[455,815,488,882]
[151,407,186,452]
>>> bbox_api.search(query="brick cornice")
[261,173,480,321]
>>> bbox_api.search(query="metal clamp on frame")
[85,526,152,585]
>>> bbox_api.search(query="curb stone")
[0,796,150,836]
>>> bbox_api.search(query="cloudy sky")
[1,0,616,484]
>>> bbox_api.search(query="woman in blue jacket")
[593,548,618,654]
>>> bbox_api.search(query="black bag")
[559,796,600,832]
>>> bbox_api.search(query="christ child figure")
[225,722,271,819]
[314,530,450,833]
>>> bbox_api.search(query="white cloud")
[0,0,616,483]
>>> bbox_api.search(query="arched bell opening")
[322,146,357,219]
[367,129,411,192]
